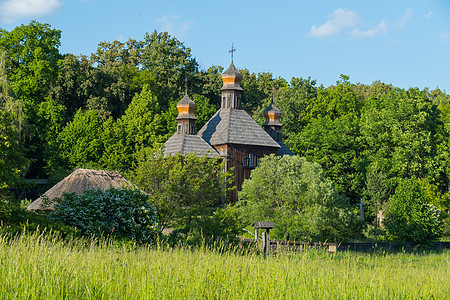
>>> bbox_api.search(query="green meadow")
[0,232,448,299]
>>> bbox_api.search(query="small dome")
[221,62,243,88]
[176,92,197,120]
[263,101,282,126]
[223,62,242,80]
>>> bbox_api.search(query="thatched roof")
[27,168,134,210]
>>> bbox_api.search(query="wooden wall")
[219,144,278,203]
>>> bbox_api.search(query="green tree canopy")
[46,109,104,173]
[0,21,61,102]
[141,30,198,108]
[385,177,444,243]
[101,84,165,171]
[277,76,318,139]
[130,149,234,235]
[238,155,359,242]
[360,87,448,193]
[0,51,28,200]
[0,102,28,193]
[289,76,365,201]
[0,21,63,178]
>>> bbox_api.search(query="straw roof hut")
[27,168,134,210]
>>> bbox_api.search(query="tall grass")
[0,231,448,299]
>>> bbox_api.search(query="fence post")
[261,232,269,254]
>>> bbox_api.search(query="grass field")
[0,231,449,299]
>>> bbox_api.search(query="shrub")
[184,205,245,244]
[238,155,360,242]
[50,188,158,242]
[385,178,443,243]
[130,148,233,236]
[0,198,77,237]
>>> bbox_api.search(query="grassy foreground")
[0,232,449,299]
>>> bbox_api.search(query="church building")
[165,58,293,203]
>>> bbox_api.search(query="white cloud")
[424,11,432,19]
[155,15,194,40]
[351,20,387,39]
[437,31,449,43]
[395,8,413,29]
[309,8,388,40]
[0,0,62,23]
[308,8,360,38]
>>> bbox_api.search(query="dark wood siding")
[221,144,278,203]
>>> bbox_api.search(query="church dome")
[263,101,282,126]
[222,62,242,81]
[221,62,243,91]
[176,92,197,120]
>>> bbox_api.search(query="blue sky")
[1,0,449,91]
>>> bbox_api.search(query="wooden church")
[165,58,293,203]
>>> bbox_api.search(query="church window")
[249,154,255,168]
[242,156,248,168]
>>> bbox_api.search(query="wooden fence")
[242,238,450,253]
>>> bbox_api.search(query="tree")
[87,39,150,118]
[0,21,61,102]
[48,54,94,119]
[195,65,223,108]
[0,21,64,178]
[238,155,359,242]
[191,94,217,131]
[101,84,165,171]
[363,165,391,221]
[360,87,449,192]
[385,178,443,243]
[0,102,28,194]
[130,149,233,235]
[141,31,198,109]
[50,188,158,242]
[354,81,394,103]
[277,76,318,139]
[289,76,365,201]
[239,69,288,119]
[36,97,66,143]
[46,109,105,174]
[0,51,28,211]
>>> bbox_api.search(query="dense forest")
[1,21,450,237]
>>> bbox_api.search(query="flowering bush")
[51,188,158,242]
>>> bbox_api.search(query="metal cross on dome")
[229,44,236,62]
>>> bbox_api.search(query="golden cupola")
[176,91,197,134]
[263,101,282,141]
[220,61,243,109]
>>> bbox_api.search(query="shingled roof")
[277,140,294,156]
[164,133,219,158]
[198,108,281,148]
